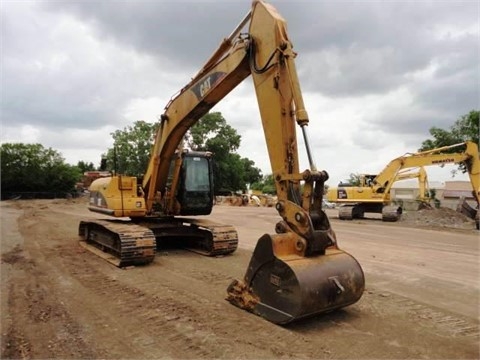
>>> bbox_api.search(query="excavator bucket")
[227,232,365,325]
[456,197,480,230]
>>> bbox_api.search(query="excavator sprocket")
[78,220,156,267]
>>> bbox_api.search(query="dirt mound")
[400,207,475,230]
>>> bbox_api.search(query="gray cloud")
[2,0,478,184]
[297,2,478,96]
[41,1,249,69]
[3,2,183,131]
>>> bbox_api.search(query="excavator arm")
[373,141,479,204]
[392,142,480,227]
[395,167,430,201]
[142,22,251,214]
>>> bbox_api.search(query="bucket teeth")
[226,279,259,311]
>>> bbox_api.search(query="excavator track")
[143,218,238,256]
[78,220,156,268]
[79,218,238,267]
[338,205,355,220]
[381,205,402,222]
[339,203,402,222]
[338,204,364,220]
[187,221,239,256]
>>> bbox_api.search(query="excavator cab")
[175,151,215,216]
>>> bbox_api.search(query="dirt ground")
[1,198,479,359]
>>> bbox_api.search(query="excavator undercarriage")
[79,218,238,267]
[338,203,402,222]
[78,220,156,268]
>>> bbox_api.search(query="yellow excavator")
[326,141,480,225]
[394,167,431,203]
[78,0,365,325]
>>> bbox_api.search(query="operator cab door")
[178,153,214,216]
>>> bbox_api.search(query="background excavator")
[334,166,431,207]
[326,141,480,226]
[78,0,365,325]
[394,167,431,203]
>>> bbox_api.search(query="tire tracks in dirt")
[56,244,325,359]
[1,245,97,359]
[2,199,479,359]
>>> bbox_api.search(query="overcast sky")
[2,0,479,186]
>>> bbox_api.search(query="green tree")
[1,143,81,196]
[186,112,241,153]
[77,160,95,173]
[187,112,262,193]
[210,153,262,193]
[346,173,361,186]
[241,158,262,187]
[105,120,159,177]
[420,110,479,150]
[251,174,276,195]
[252,174,331,195]
[419,110,479,174]
[104,113,261,193]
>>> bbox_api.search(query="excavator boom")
[395,167,430,202]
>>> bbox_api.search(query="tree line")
[1,112,264,198]
[1,110,477,199]
[1,143,82,199]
